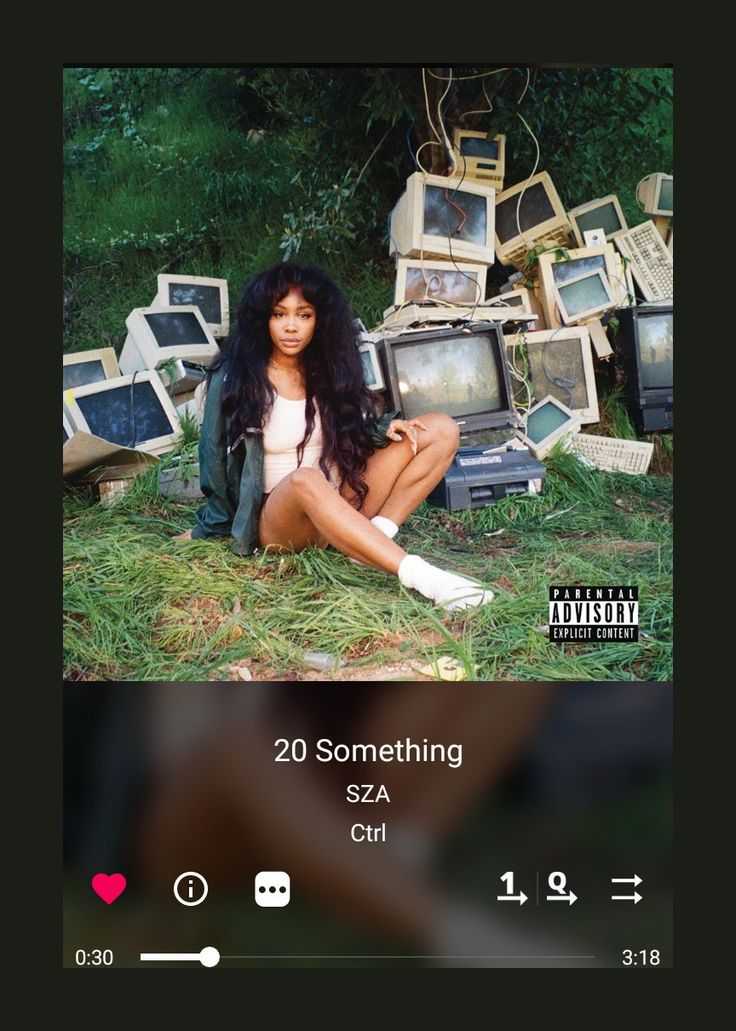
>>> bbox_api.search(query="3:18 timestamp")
[75,949,113,967]
[622,949,660,966]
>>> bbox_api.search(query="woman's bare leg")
[259,466,407,572]
[349,412,460,524]
[259,413,491,609]
[258,412,459,568]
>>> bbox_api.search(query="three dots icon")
[255,871,290,907]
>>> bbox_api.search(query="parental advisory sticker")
[549,586,639,642]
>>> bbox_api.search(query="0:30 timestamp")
[74,949,113,967]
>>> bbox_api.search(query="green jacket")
[192,366,396,556]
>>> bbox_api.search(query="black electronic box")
[428,444,546,512]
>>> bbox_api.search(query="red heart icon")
[92,872,127,904]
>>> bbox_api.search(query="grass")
[63,438,672,681]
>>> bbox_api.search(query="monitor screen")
[574,202,622,236]
[552,254,606,286]
[143,311,210,349]
[360,350,375,386]
[424,185,487,246]
[459,137,499,161]
[496,182,556,244]
[525,400,570,444]
[63,359,107,391]
[404,267,481,304]
[392,331,504,421]
[76,380,175,447]
[63,425,69,445]
[657,178,673,212]
[166,282,223,324]
[557,275,610,318]
[526,336,591,412]
[637,311,673,390]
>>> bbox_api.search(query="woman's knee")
[289,466,330,505]
[423,412,460,453]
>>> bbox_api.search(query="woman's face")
[268,288,317,363]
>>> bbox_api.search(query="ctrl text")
[351,822,386,843]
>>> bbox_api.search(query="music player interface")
[64,682,672,968]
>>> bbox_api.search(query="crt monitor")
[509,326,599,424]
[553,269,616,326]
[494,171,571,265]
[120,306,220,380]
[394,258,487,307]
[155,274,230,339]
[567,195,628,248]
[613,304,673,432]
[537,244,627,329]
[516,395,582,460]
[380,322,515,434]
[62,370,182,456]
[451,130,506,188]
[637,174,673,217]
[63,348,120,391]
[358,340,385,392]
[389,172,496,264]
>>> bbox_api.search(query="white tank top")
[262,394,335,493]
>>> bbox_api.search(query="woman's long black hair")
[208,262,379,508]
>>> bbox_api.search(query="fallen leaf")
[414,655,468,681]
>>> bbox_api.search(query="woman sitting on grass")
[178,261,493,611]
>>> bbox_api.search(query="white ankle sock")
[397,554,494,611]
[371,515,399,539]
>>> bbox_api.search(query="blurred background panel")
[64,681,671,968]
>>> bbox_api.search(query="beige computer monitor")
[494,171,572,268]
[120,305,219,380]
[394,258,487,307]
[507,326,599,424]
[358,339,385,392]
[516,395,582,460]
[567,194,628,248]
[63,348,121,391]
[63,370,182,456]
[537,244,627,330]
[637,173,673,217]
[553,269,616,326]
[389,172,496,264]
[154,274,230,339]
[451,130,506,190]
[486,287,544,324]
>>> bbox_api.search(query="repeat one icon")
[496,871,527,906]
[173,871,209,907]
[255,871,290,907]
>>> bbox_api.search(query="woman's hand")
[386,418,428,456]
[173,528,193,541]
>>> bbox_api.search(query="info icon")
[173,871,208,907]
[255,871,290,907]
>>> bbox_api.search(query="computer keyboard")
[614,220,673,302]
[568,433,654,475]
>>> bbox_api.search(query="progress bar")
[219,954,597,961]
[140,947,220,967]
[139,948,596,964]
